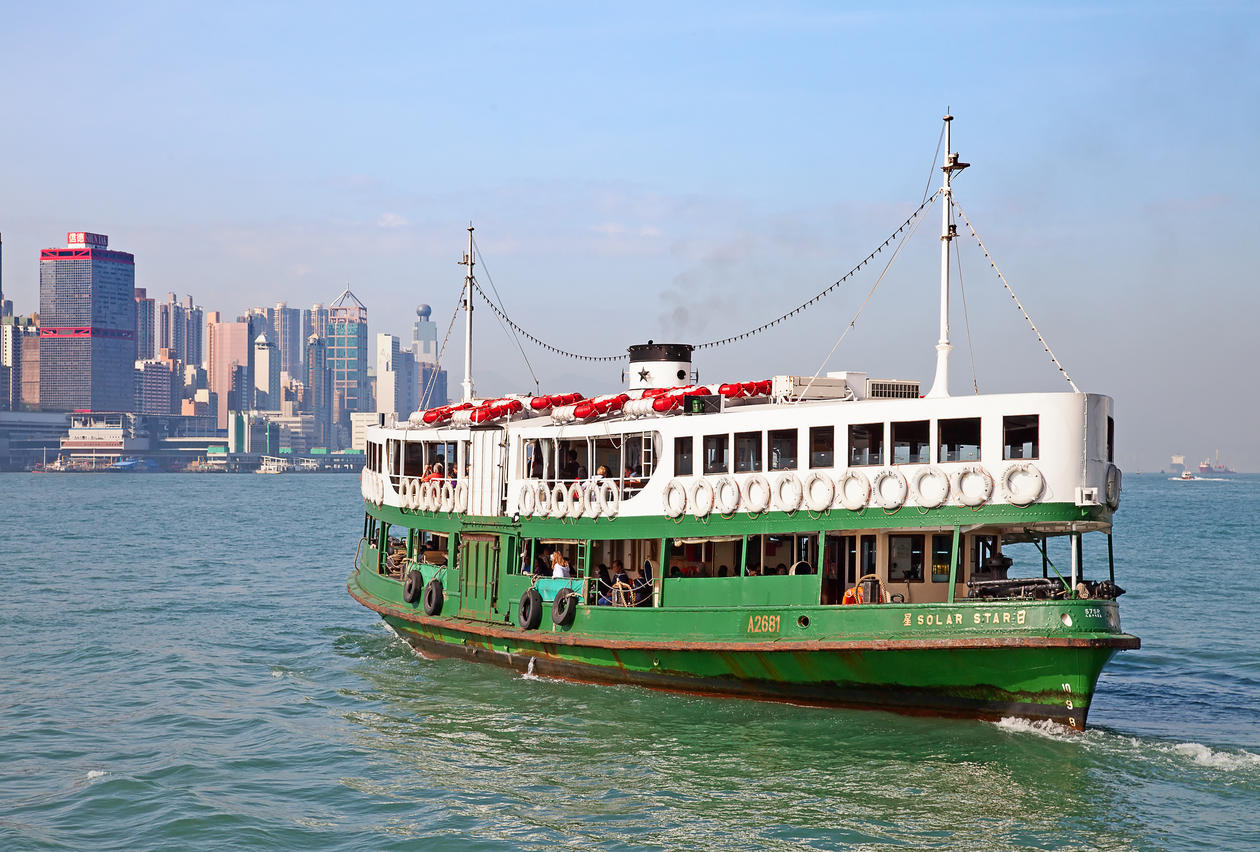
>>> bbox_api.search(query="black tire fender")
[402,569,423,604]
[552,591,578,626]
[518,588,543,630]
[422,578,443,616]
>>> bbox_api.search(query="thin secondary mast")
[926,114,969,399]
[459,223,476,402]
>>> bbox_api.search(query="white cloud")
[377,212,409,228]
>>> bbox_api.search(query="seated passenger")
[595,464,610,480]
[422,462,445,482]
[608,559,633,606]
[634,560,654,606]
[595,564,613,604]
[552,552,572,579]
[717,565,729,578]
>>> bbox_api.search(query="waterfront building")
[270,302,302,379]
[375,333,418,421]
[411,303,448,408]
[227,411,279,455]
[412,304,438,364]
[304,334,332,449]
[39,232,136,412]
[183,296,204,368]
[254,332,280,410]
[135,288,155,360]
[20,332,40,408]
[419,362,449,409]
[327,288,369,424]
[302,303,329,349]
[134,350,181,415]
[157,292,186,364]
[349,410,378,453]
[206,311,252,428]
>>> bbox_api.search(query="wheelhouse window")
[675,436,694,476]
[734,431,762,473]
[703,434,729,474]
[848,423,883,466]
[1003,415,1039,460]
[769,429,797,470]
[931,534,954,583]
[404,440,425,476]
[809,426,834,468]
[891,420,929,464]
[939,417,981,463]
[888,534,925,582]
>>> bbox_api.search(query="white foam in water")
[521,657,541,681]
[994,716,1079,741]
[1172,742,1260,771]
[86,770,107,780]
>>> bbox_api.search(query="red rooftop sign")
[66,232,108,248]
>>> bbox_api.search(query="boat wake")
[520,657,542,681]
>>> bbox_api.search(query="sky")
[1,2,1257,471]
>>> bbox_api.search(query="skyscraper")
[411,304,448,408]
[39,231,136,412]
[304,334,332,448]
[135,288,155,359]
[327,288,368,424]
[182,295,204,368]
[376,333,418,420]
[253,332,280,410]
[206,311,252,428]
[271,302,302,379]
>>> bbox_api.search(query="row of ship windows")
[677,415,1040,475]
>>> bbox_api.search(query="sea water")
[1,472,1256,851]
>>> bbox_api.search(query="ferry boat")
[348,117,1139,729]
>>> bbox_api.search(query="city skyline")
[1,4,1257,470]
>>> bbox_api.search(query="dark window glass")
[703,434,729,474]
[769,429,798,470]
[891,420,930,464]
[888,534,925,582]
[809,426,834,468]
[675,436,694,476]
[734,431,762,473]
[931,534,954,583]
[1003,415,1039,460]
[939,417,981,463]
[848,422,883,466]
[1107,416,1115,463]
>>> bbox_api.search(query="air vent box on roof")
[866,379,921,399]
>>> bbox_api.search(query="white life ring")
[598,480,621,518]
[423,480,440,512]
[691,478,716,518]
[802,471,835,512]
[1000,462,1045,505]
[534,481,552,517]
[409,477,423,511]
[438,481,454,513]
[1104,464,1122,510]
[454,480,469,513]
[872,469,908,509]
[954,465,994,507]
[360,467,371,500]
[741,474,772,513]
[519,482,537,517]
[662,478,688,518]
[837,469,871,511]
[914,467,950,509]
[714,476,741,515]
[582,481,601,518]
[774,473,803,512]
[551,482,570,518]
[374,473,385,507]
[568,482,587,518]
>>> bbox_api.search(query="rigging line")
[949,196,1080,392]
[954,208,980,394]
[469,234,541,393]
[471,281,627,362]
[693,192,941,351]
[794,191,939,402]
[921,121,947,204]
[420,293,464,409]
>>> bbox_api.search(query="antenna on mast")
[458,222,476,403]
[926,113,969,399]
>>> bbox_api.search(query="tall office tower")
[206,311,252,428]
[135,288,155,359]
[0,232,4,314]
[270,302,302,379]
[182,295,204,368]
[304,334,332,448]
[20,331,40,408]
[157,292,187,363]
[412,303,439,364]
[418,362,449,409]
[134,351,181,415]
[302,303,329,359]
[375,333,418,419]
[38,232,136,412]
[0,321,17,411]
[327,288,368,424]
[253,332,280,410]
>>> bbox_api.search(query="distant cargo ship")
[1199,452,1236,475]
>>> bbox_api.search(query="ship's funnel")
[627,342,693,390]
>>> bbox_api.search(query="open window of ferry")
[1003,415,1039,460]
[704,434,729,474]
[675,436,694,476]
[888,534,925,583]
[734,431,762,473]
[809,426,834,468]
[939,417,981,462]
[849,422,884,466]
[770,428,797,470]
[892,420,930,464]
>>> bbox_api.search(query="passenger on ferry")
[633,560,654,606]
[595,564,613,605]
[422,462,445,482]
[528,446,543,479]
[595,464,610,479]
[552,552,572,579]
[717,565,729,578]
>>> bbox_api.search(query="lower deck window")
[888,534,925,582]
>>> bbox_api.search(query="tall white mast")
[459,223,476,403]
[926,114,968,399]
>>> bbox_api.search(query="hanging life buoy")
[403,569,424,604]
[551,482,570,519]
[534,481,552,517]
[914,467,950,509]
[551,591,578,626]
[741,474,772,513]
[837,469,871,511]
[662,479,688,518]
[1000,462,1045,505]
[440,481,455,513]
[598,480,621,518]
[774,473,803,512]
[954,465,994,507]
[410,478,425,511]
[519,482,537,517]
[360,467,371,500]
[373,473,385,507]
[691,478,716,518]
[568,482,587,518]
[842,586,862,605]
[1105,464,1122,510]
[872,469,908,510]
[582,481,601,518]
[802,471,835,512]
[454,480,469,513]
[714,476,741,515]
[518,588,543,630]
[423,578,443,616]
